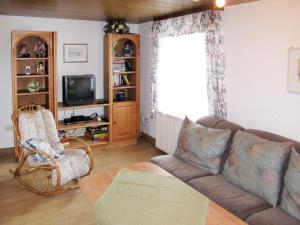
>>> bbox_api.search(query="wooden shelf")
[113,100,136,104]
[17,74,49,78]
[58,100,109,110]
[16,57,49,61]
[17,89,49,96]
[58,120,110,131]
[65,136,109,148]
[113,85,136,90]
[113,56,136,59]
[112,71,136,74]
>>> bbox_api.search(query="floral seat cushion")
[52,149,90,186]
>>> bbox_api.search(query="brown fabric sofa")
[151,116,300,225]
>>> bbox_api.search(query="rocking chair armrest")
[24,150,58,167]
[63,136,94,173]
[17,150,62,187]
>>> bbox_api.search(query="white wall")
[225,0,300,141]
[139,22,156,138]
[0,15,138,149]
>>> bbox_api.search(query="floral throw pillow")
[223,131,292,207]
[280,149,300,221]
[174,116,231,174]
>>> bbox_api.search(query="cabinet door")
[113,102,137,141]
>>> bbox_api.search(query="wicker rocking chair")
[9,105,94,195]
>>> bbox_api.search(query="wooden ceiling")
[0,0,258,24]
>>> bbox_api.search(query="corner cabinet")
[11,31,57,158]
[104,34,140,144]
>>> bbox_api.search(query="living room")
[1,0,300,225]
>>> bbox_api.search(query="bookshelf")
[11,30,57,158]
[104,34,140,143]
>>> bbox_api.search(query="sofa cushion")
[188,175,270,220]
[223,130,292,206]
[175,117,231,174]
[246,207,300,225]
[245,129,300,154]
[197,116,244,172]
[151,155,211,182]
[196,116,224,128]
[280,149,300,221]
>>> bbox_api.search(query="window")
[157,32,208,120]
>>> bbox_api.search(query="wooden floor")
[0,138,163,225]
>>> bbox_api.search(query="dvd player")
[63,115,93,125]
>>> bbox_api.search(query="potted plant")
[103,19,130,34]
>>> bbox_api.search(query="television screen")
[63,75,96,105]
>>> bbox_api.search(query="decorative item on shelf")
[27,80,40,93]
[19,44,30,58]
[113,42,121,57]
[34,38,46,58]
[36,61,45,75]
[122,41,133,57]
[90,112,102,122]
[103,19,130,34]
[125,60,132,71]
[25,66,31,75]
[116,90,126,101]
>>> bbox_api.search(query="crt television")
[63,74,96,106]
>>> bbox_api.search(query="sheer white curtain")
[156,33,208,121]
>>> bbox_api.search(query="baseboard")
[141,132,155,146]
[0,147,14,152]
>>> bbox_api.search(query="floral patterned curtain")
[150,10,227,119]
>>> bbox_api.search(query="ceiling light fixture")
[215,0,226,8]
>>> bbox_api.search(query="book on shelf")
[85,132,109,141]
[123,75,130,85]
[113,74,131,87]
[85,125,109,141]
[113,59,126,72]
[86,126,108,134]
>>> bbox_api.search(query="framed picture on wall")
[288,48,300,93]
[63,44,88,63]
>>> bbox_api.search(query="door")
[113,102,137,141]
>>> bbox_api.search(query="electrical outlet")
[144,117,149,124]
[5,125,13,131]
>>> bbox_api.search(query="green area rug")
[95,169,208,225]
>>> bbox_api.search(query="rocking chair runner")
[9,104,94,195]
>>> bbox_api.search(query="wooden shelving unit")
[66,136,109,149]
[17,74,49,78]
[16,57,49,61]
[104,34,140,143]
[56,98,110,147]
[17,89,49,96]
[12,30,57,159]
[57,101,109,110]
[57,120,109,131]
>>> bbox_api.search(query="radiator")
[155,112,183,154]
